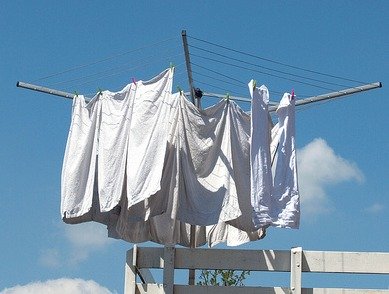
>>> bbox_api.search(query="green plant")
[197,269,250,286]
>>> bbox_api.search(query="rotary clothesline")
[15,31,383,247]
[16,31,383,286]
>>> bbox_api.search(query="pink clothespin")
[132,77,137,85]
[291,89,295,100]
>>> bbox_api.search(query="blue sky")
[1,1,388,293]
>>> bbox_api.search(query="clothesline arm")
[16,81,382,110]
[268,82,382,112]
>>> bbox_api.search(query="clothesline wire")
[68,58,176,89]
[192,63,313,98]
[187,35,367,84]
[48,50,184,88]
[192,70,247,89]
[32,36,179,83]
[74,60,186,94]
[191,53,339,92]
[189,45,357,89]
[81,62,187,97]
[192,62,246,85]
[192,62,301,98]
[193,79,241,97]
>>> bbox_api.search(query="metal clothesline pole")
[181,29,198,286]
[182,30,198,107]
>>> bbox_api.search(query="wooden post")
[290,247,302,294]
[163,246,175,294]
[124,244,138,294]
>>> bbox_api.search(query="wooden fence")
[124,245,389,294]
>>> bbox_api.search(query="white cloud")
[0,278,114,294]
[39,222,113,267]
[64,222,113,265]
[297,138,364,215]
[365,203,385,214]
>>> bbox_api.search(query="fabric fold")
[271,93,300,228]
[249,81,273,228]
[61,70,300,248]
[61,94,101,219]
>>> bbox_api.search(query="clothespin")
[97,88,103,96]
[225,93,230,101]
[194,88,203,99]
[291,89,295,100]
[170,62,175,71]
[132,77,137,85]
[177,86,182,95]
[253,80,257,90]
[74,91,79,97]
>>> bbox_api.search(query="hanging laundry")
[249,81,273,228]
[206,120,281,247]
[115,92,249,246]
[249,87,300,230]
[61,68,300,247]
[61,93,101,220]
[61,68,174,221]
[271,93,300,228]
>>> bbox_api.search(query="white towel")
[249,81,273,228]
[61,94,101,219]
[271,93,300,228]
[97,83,136,213]
[125,69,174,208]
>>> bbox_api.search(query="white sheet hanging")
[61,68,174,220]
[115,93,249,246]
[61,69,300,247]
[61,94,101,219]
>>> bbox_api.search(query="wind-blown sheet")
[61,69,300,247]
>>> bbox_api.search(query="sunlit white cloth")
[61,69,300,248]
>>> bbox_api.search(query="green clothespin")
[177,86,182,94]
[74,91,79,97]
[253,80,257,89]
[170,62,175,71]
[225,93,230,101]
[97,88,103,95]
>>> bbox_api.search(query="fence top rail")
[129,246,389,274]
[135,284,389,294]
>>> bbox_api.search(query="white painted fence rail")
[124,245,389,294]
